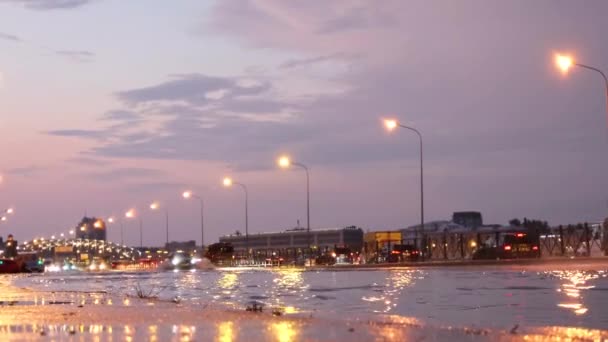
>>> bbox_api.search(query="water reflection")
[217,321,235,342]
[218,272,239,294]
[550,270,600,316]
[269,269,307,313]
[526,325,608,341]
[367,270,420,313]
[269,322,299,342]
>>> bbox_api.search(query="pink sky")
[1,0,608,246]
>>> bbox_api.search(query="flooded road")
[10,265,608,331]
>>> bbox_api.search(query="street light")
[149,201,169,246]
[0,207,14,223]
[223,177,249,255]
[384,118,426,258]
[555,53,608,117]
[182,191,205,249]
[277,155,311,251]
[125,208,143,248]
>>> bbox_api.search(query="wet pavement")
[0,261,607,341]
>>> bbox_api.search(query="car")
[314,254,336,266]
[387,244,421,262]
[18,252,45,273]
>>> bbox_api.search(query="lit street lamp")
[223,177,249,254]
[555,53,608,118]
[149,201,169,246]
[182,191,205,249]
[384,119,426,258]
[0,207,14,223]
[277,155,311,250]
[125,208,143,248]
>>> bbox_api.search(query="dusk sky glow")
[1,0,608,246]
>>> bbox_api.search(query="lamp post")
[223,177,249,255]
[182,191,204,250]
[278,155,311,252]
[556,53,608,256]
[384,119,426,259]
[125,208,143,248]
[150,201,169,246]
[0,207,14,223]
[555,54,608,122]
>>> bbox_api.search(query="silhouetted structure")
[165,240,197,253]
[75,217,107,241]
[452,212,483,229]
[220,226,364,257]
[4,234,17,258]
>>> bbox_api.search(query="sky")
[1,0,608,247]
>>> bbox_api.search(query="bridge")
[17,237,141,260]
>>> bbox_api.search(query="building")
[4,234,17,258]
[363,231,402,262]
[75,217,107,241]
[401,220,468,241]
[452,212,483,229]
[165,240,197,253]
[219,226,364,256]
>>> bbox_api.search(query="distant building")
[165,240,197,253]
[363,230,402,260]
[402,220,468,241]
[75,217,107,241]
[219,226,364,254]
[452,212,483,229]
[4,234,17,258]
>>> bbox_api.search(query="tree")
[509,218,522,227]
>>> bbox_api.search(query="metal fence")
[404,224,607,260]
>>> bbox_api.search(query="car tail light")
[516,233,525,237]
[532,246,539,251]
[504,245,512,251]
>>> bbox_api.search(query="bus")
[473,231,540,259]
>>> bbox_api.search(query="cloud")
[54,50,95,62]
[316,6,397,34]
[66,155,113,165]
[99,110,141,122]
[5,165,45,177]
[116,73,271,107]
[0,32,21,42]
[46,129,105,139]
[125,181,188,194]
[280,54,340,69]
[84,167,165,181]
[1,0,97,10]
[45,1,608,225]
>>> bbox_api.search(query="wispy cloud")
[54,49,95,62]
[46,129,105,139]
[99,110,141,122]
[1,0,98,10]
[5,165,45,177]
[0,32,21,43]
[280,54,339,69]
[83,167,166,181]
[116,73,270,106]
